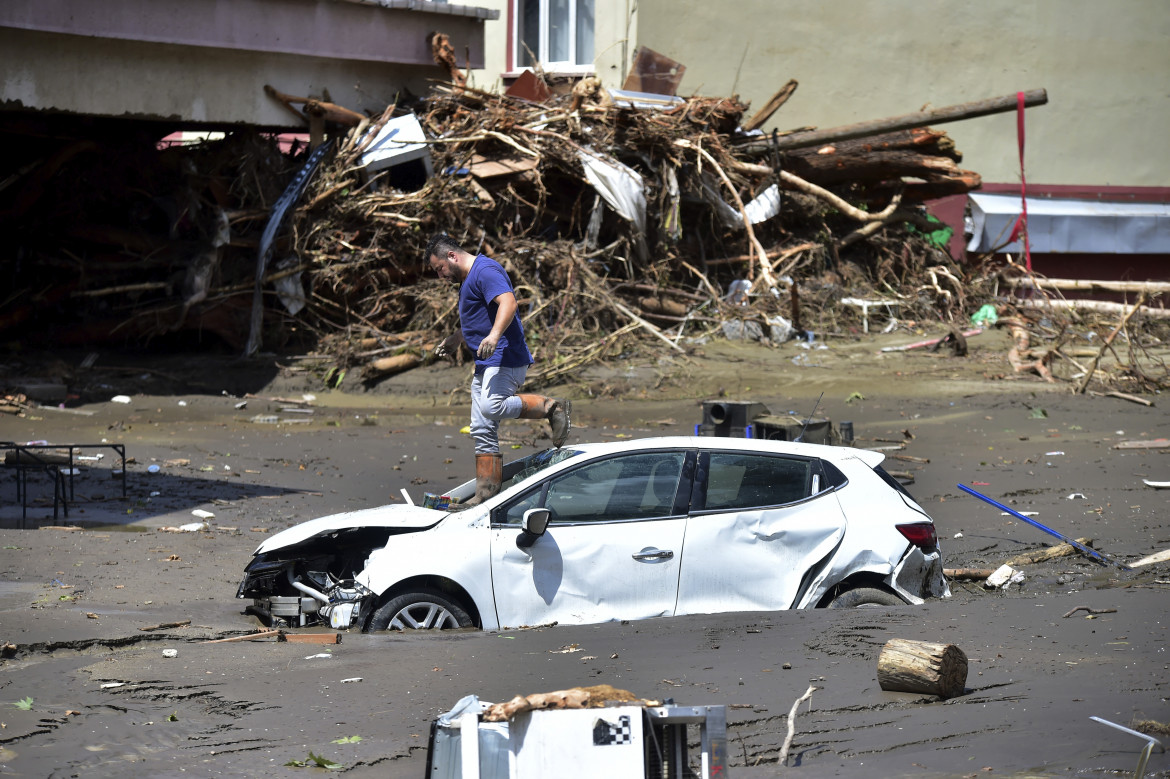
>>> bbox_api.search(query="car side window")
[704,453,811,511]
[500,451,686,525]
[501,484,545,526]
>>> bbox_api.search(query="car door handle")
[632,549,674,561]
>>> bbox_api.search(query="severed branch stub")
[778,684,817,767]
[877,638,967,699]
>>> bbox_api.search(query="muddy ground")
[1,328,1169,778]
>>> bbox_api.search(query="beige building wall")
[472,0,634,90]
[479,0,1170,188]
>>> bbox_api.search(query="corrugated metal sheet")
[967,193,1170,254]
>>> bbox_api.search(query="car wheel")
[827,586,904,609]
[366,590,473,631]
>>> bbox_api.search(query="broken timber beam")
[742,79,799,132]
[736,88,1047,153]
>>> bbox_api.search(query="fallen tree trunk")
[877,638,968,699]
[1005,537,1094,567]
[364,353,421,378]
[736,88,1048,153]
[1005,277,1170,295]
[1016,297,1170,320]
[783,150,973,188]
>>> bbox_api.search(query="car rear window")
[702,453,811,511]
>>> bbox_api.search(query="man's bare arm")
[477,292,518,359]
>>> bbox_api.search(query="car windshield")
[501,447,583,491]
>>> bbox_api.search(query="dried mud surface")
[2,331,1168,778]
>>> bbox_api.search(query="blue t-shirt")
[459,255,534,370]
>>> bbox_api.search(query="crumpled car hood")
[252,504,445,554]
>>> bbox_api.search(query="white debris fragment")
[986,564,1025,589]
[341,677,363,683]
[191,509,215,519]
[178,522,207,532]
[111,395,131,404]
[100,682,125,689]
[1067,493,1086,500]
[162,649,178,658]
[953,532,964,539]
[304,653,332,660]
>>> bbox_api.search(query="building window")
[515,0,594,71]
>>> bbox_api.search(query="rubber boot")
[465,453,502,506]
[517,394,573,448]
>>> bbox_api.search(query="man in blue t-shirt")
[425,233,571,504]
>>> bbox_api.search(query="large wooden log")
[1006,277,1170,294]
[1005,537,1094,567]
[736,88,1047,153]
[364,353,421,378]
[1015,297,1170,320]
[877,638,968,699]
[783,150,968,188]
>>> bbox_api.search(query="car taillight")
[896,522,937,549]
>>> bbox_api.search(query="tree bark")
[735,88,1047,153]
[364,353,420,378]
[1005,538,1094,567]
[1006,277,1170,295]
[1016,297,1170,320]
[877,638,968,699]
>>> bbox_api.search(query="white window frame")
[511,0,595,74]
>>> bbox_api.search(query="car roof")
[559,436,884,468]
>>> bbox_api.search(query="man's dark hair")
[425,233,465,263]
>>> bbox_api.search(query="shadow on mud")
[0,466,315,530]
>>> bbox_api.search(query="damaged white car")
[236,437,949,632]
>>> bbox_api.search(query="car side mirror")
[516,508,550,549]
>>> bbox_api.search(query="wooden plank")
[469,154,539,179]
[1114,439,1170,450]
[742,79,798,132]
[1130,548,1170,568]
[283,632,342,645]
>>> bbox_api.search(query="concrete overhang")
[1,0,498,127]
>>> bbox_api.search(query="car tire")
[827,586,904,609]
[366,589,473,632]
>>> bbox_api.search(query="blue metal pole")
[956,484,1130,570]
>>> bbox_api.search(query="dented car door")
[676,450,847,615]
[489,450,691,628]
